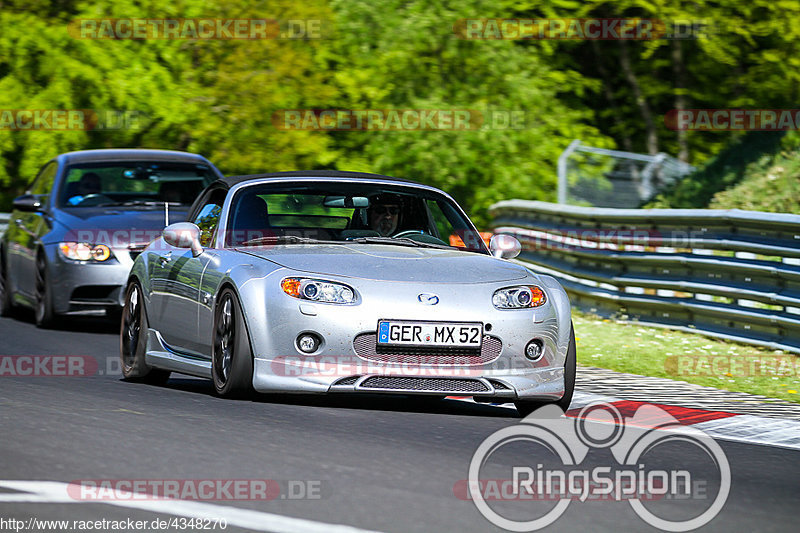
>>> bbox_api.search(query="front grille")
[359,376,488,393]
[353,334,502,366]
[334,376,360,386]
[488,380,511,390]
[70,285,116,302]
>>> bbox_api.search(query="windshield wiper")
[124,200,182,207]
[349,236,451,249]
[95,200,182,207]
[241,235,336,246]
[350,236,420,247]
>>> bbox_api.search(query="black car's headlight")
[281,277,356,304]
[58,242,113,262]
[492,285,546,309]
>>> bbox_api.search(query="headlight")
[281,277,356,304]
[492,285,546,309]
[58,242,112,262]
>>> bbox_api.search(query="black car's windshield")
[227,182,489,253]
[59,162,216,207]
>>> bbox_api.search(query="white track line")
[692,416,800,451]
[0,481,383,533]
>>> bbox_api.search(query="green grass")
[709,153,800,212]
[573,310,800,403]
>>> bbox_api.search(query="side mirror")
[489,234,521,259]
[163,222,204,257]
[13,194,42,212]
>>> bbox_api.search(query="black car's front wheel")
[514,323,577,417]
[120,281,170,384]
[34,253,55,328]
[212,288,254,398]
[0,248,14,317]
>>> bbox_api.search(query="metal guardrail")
[0,213,8,237]
[490,200,800,354]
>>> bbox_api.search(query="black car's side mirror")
[12,194,43,212]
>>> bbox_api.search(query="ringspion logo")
[465,402,730,531]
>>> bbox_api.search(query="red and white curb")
[446,391,800,451]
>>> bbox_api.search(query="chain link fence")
[558,139,695,208]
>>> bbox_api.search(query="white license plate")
[377,320,483,348]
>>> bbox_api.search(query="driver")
[368,194,402,237]
[67,172,102,205]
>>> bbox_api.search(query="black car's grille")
[359,376,489,393]
[70,285,117,302]
[353,334,502,366]
[333,376,360,386]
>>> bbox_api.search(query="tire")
[34,253,56,328]
[0,247,14,318]
[106,305,123,326]
[120,281,171,385]
[515,323,576,417]
[212,288,254,398]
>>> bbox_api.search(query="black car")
[0,149,223,327]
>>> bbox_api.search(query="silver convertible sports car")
[121,171,575,415]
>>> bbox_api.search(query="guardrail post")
[557,139,581,205]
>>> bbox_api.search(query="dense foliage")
[2,0,800,221]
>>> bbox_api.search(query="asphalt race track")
[1,312,798,533]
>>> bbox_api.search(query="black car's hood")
[50,206,190,247]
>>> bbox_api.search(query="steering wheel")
[393,229,425,239]
[75,193,113,206]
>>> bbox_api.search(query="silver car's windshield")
[59,162,216,207]
[226,183,489,253]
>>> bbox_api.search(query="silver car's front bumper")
[247,273,571,401]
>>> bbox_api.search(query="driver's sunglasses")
[373,205,400,216]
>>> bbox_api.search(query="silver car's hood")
[237,244,531,283]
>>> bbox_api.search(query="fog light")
[525,340,544,362]
[297,334,321,354]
